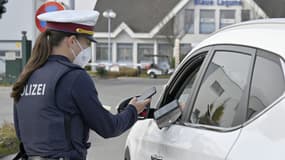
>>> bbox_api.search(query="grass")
[0,122,19,157]
[0,82,13,86]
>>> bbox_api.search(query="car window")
[161,53,205,112]
[177,66,201,111]
[190,51,252,128]
[247,50,285,120]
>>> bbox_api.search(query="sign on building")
[195,0,242,6]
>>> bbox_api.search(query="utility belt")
[27,156,66,160]
[13,143,68,160]
[14,156,66,160]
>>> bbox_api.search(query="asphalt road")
[0,77,168,160]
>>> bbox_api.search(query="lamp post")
[103,9,116,65]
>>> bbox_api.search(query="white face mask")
[71,39,91,68]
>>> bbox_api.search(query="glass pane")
[0,50,5,57]
[180,44,192,61]
[184,9,195,34]
[241,10,250,22]
[138,44,154,63]
[191,51,252,128]
[248,54,285,119]
[180,44,192,55]
[200,10,215,34]
[96,43,112,62]
[220,10,235,28]
[0,58,5,75]
[117,43,133,63]
[158,44,172,64]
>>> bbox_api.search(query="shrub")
[118,67,138,77]
[84,65,91,71]
[0,122,19,157]
[96,66,108,77]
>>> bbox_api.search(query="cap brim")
[86,36,97,43]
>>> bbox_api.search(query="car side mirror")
[154,99,181,129]
[117,97,133,114]
[116,96,153,120]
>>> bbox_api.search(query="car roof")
[189,18,285,59]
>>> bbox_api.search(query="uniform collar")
[48,55,71,62]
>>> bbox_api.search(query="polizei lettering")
[21,83,46,96]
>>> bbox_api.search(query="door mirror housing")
[117,97,133,113]
[116,96,154,120]
[154,100,182,129]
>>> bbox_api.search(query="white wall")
[58,0,97,10]
[0,0,98,45]
[0,1,36,41]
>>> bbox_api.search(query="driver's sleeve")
[71,71,138,138]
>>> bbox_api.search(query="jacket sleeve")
[71,71,138,138]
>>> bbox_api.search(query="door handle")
[151,154,163,160]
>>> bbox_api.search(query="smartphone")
[137,87,157,102]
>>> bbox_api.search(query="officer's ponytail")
[11,30,73,102]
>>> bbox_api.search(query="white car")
[120,19,285,160]
[147,63,174,78]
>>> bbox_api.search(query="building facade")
[93,0,267,69]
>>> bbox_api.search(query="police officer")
[11,10,150,160]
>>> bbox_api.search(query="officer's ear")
[66,35,77,48]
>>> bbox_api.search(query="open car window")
[159,52,207,114]
[176,66,201,111]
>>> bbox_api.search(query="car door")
[227,49,285,160]
[151,45,256,160]
[126,48,209,160]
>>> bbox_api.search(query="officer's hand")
[129,97,151,114]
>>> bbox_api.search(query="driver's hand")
[129,97,151,114]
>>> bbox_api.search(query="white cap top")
[38,10,100,26]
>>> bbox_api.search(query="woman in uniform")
[11,10,150,160]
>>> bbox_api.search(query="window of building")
[220,10,236,29]
[241,10,250,22]
[180,44,192,61]
[117,43,133,63]
[247,50,285,120]
[200,10,216,34]
[190,51,252,128]
[137,44,154,63]
[180,44,192,55]
[0,51,5,57]
[0,50,21,59]
[0,58,5,77]
[158,44,172,64]
[96,43,112,62]
[184,9,195,34]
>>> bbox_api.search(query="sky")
[58,0,98,10]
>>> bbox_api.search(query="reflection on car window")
[247,51,285,120]
[190,51,252,128]
[177,67,200,111]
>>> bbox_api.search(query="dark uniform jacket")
[14,55,138,160]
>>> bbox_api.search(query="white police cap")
[38,10,100,42]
